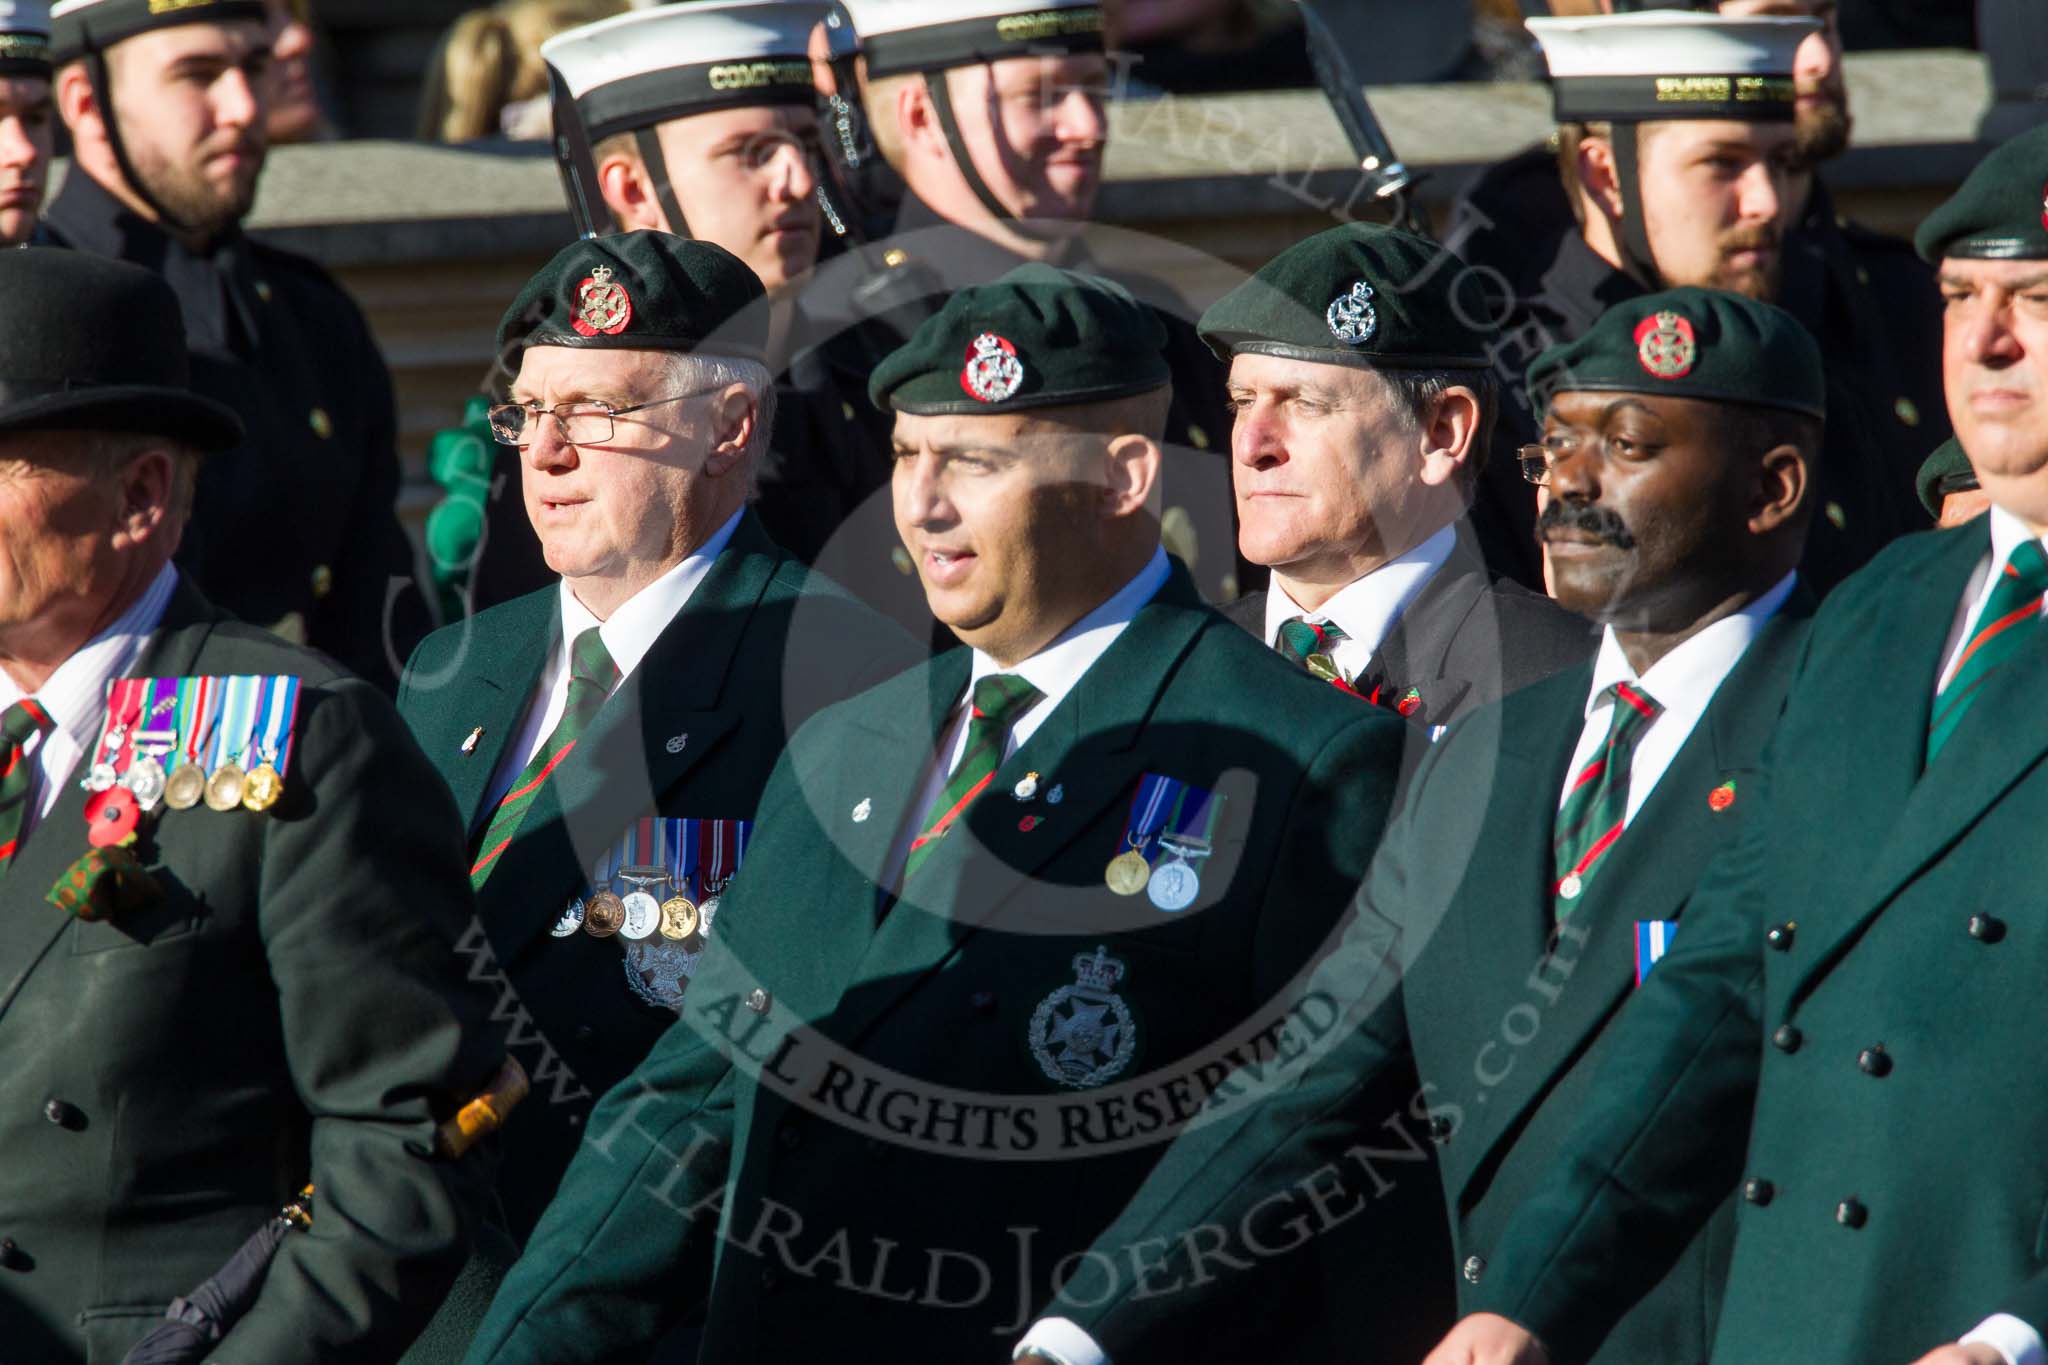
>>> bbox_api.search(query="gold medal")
[583,890,625,938]
[163,763,207,810]
[205,761,246,811]
[241,763,284,812]
[659,895,699,941]
[1105,849,1151,896]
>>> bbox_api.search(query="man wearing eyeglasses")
[396,231,918,1245]
[1015,285,1817,1365]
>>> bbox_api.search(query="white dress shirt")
[0,563,177,845]
[1261,523,1456,684]
[1558,573,1796,822]
[1936,504,2048,693]
[479,508,742,825]
[886,548,1170,888]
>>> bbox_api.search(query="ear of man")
[592,133,664,233]
[702,383,758,478]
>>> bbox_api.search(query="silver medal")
[84,761,118,793]
[619,890,661,941]
[551,898,586,938]
[697,895,721,939]
[125,754,168,811]
[1147,857,1200,912]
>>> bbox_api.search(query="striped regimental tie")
[1553,681,1662,917]
[902,673,1043,882]
[470,628,619,888]
[1928,539,2048,763]
[0,699,53,876]
[1276,616,1353,689]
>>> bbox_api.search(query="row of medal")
[84,675,302,815]
[554,816,751,946]
[1103,773,1225,913]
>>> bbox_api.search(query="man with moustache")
[1455,8,1939,599]
[1199,222,1591,734]
[1419,122,2048,1365]
[0,1,51,246]
[43,0,427,689]
[1013,288,1822,1365]
[461,266,1421,1364]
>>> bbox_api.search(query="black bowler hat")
[0,249,243,451]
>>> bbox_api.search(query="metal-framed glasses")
[486,391,704,447]
[1517,432,1632,486]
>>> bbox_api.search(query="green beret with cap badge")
[1914,124,2048,265]
[497,230,768,365]
[1197,223,1492,372]
[868,263,1170,416]
[1526,285,1825,421]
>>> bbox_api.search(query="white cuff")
[1961,1313,2047,1365]
[1016,1317,1111,1365]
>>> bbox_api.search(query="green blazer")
[461,562,1433,1363]
[398,511,920,1239]
[1036,591,1810,1364]
[1470,523,2048,1364]
[0,579,502,1364]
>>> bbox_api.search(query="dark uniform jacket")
[1035,589,1810,1365]
[1220,524,1593,731]
[460,562,1447,1364]
[1465,523,2048,1364]
[1447,153,1948,596]
[43,172,429,690]
[0,578,501,1364]
[398,511,919,1241]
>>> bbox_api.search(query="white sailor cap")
[0,0,51,75]
[543,0,829,142]
[1527,11,1818,123]
[838,0,1104,79]
[50,0,263,62]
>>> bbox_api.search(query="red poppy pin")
[1635,310,1697,380]
[1708,779,1737,812]
[1394,686,1423,718]
[572,265,633,338]
[85,785,141,848]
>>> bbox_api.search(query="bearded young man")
[43,0,428,690]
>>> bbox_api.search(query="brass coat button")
[1894,398,1921,427]
[309,407,334,439]
[310,564,334,599]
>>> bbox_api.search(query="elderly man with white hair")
[397,231,918,1244]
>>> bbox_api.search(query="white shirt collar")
[0,563,179,747]
[1984,503,2047,578]
[1584,571,1798,722]
[556,508,743,682]
[966,546,1171,733]
[1262,523,1457,653]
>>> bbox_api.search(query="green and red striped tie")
[903,673,1042,881]
[1928,539,2048,763]
[470,627,618,889]
[0,698,54,877]
[1553,681,1662,916]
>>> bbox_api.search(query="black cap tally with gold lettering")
[0,0,50,77]
[50,0,263,62]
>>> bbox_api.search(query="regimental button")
[1772,1024,1802,1054]
[0,1238,25,1271]
[1857,1045,1892,1078]
[310,564,334,599]
[309,407,334,440]
[1187,424,1210,450]
[1894,398,1921,428]
[1968,913,2006,944]
[841,401,856,423]
[1824,501,1846,531]
[573,1024,596,1045]
[1743,1178,1775,1206]
[1836,1197,1868,1229]
[779,1126,802,1152]
[254,279,273,304]
[882,248,908,269]
[1765,923,1795,952]
[745,988,771,1014]
[969,990,998,1015]
[1462,1254,1486,1284]
[761,1267,782,1291]
[1427,1115,1454,1145]
[42,1099,82,1130]
[1856,266,1871,286]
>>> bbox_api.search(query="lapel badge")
[1326,281,1377,345]
[1708,779,1737,812]
[1019,815,1041,832]
[961,332,1025,403]
[1635,309,1697,380]
[1012,771,1040,802]
[1028,947,1137,1090]
[852,797,872,823]
[666,732,689,755]
[460,725,484,755]
[1393,686,1423,719]
[1046,783,1064,805]
[572,265,633,337]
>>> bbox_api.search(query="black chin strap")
[87,50,198,236]
[1607,121,1663,289]
[921,68,1014,226]
[631,126,690,239]
[548,66,607,238]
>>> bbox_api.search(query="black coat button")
[1744,1178,1775,1206]
[1462,1254,1485,1284]
[1858,1046,1892,1078]
[1836,1198,1868,1228]
[779,1126,802,1151]
[1765,924,1795,951]
[42,1099,83,1130]
[573,1025,596,1044]
[1427,1116,1454,1145]
[1968,914,2006,943]
[760,1268,781,1292]
[969,990,998,1014]
[0,1239,24,1271]
[1772,1025,1802,1053]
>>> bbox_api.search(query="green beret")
[1915,124,2048,264]
[1527,285,1825,421]
[869,264,1169,416]
[498,231,768,362]
[1916,436,1976,518]
[1197,224,1491,372]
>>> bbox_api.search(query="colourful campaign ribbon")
[246,674,303,776]
[1118,774,1222,870]
[1635,919,1678,987]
